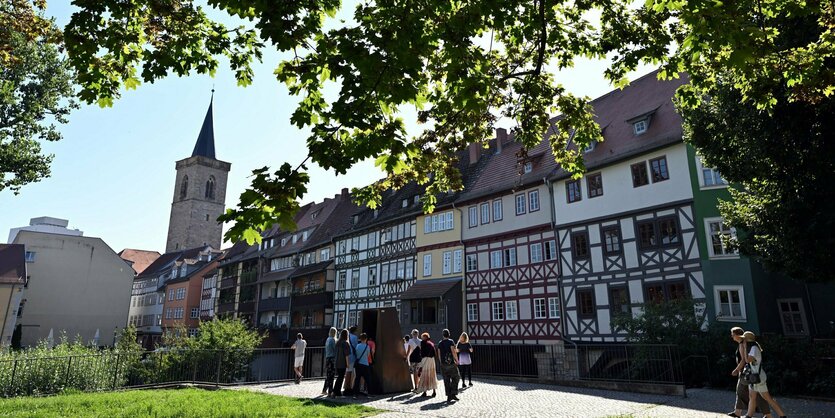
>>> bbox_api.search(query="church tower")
[165,94,231,252]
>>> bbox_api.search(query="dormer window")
[583,140,597,153]
[402,199,408,208]
[352,215,359,225]
[633,120,648,135]
[292,234,298,244]
[302,231,309,241]
[413,195,420,205]
[281,238,287,247]
[373,209,379,218]
[523,162,533,173]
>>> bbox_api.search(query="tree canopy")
[1,1,76,194]
[60,0,835,245]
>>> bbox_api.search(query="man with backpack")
[436,328,460,402]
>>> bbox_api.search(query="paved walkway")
[235,378,832,418]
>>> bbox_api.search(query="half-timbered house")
[549,72,705,342]
[459,131,563,345]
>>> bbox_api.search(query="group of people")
[403,329,474,403]
[728,327,788,418]
[318,326,376,399]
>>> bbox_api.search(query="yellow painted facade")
[416,208,465,280]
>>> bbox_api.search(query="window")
[572,232,590,260]
[165,308,172,319]
[548,297,560,318]
[468,206,478,227]
[467,303,478,322]
[530,243,543,263]
[777,299,808,336]
[583,140,597,153]
[515,194,526,214]
[205,176,216,200]
[351,270,360,288]
[282,238,288,247]
[402,199,408,208]
[602,227,621,255]
[466,254,477,271]
[168,290,175,301]
[368,266,377,286]
[523,161,533,173]
[480,203,490,224]
[423,254,432,276]
[188,328,199,337]
[410,299,437,324]
[534,298,547,319]
[631,162,649,187]
[714,286,746,321]
[503,248,517,267]
[609,287,630,318]
[649,156,669,182]
[442,251,452,274]
[587,173,603,198]
[292,234,298,244]
[637,217,680,249]
[320,248,331,261]
[505,300,518,320]
[176,288,185,300]
[348,311,358,328]
[491,301,504,320]
[414,195,421,205]
[492,199,503,221]
[566,180,582,203]
[644,281,690,304]
[490,251,502,269]
[453,250,462,273]
[336,312,346,329]
[179,175,189,199]
[24,251,35,263]
[190,308,199,319]
[577,289,595,319]
[337,271,346,290]
[302,231,309,241]
[529,190,540,212]
[633,119,647,135]
[706,219,738,258]
[544,240,557,261]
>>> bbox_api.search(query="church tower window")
[205,176,216,200]
[179,176,189,200]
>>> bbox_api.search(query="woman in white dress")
[742,331,787,418]
[414,332,437,397]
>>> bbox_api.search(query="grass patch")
[0,388,381,417]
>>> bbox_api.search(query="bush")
[0,327,143,397]
[612,299,835,397]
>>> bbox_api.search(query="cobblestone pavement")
[235,378,832,418]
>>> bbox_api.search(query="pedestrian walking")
[414,332,437,397]
[290,333,307,384]
[742,331,788,418]
[437,328,461,402]
[322,327,337,396]
[332,329,351,398]
[456,332,473,388]
[352,333,373,398]
[343,325,359,394]
[405,329,422,392]
[728,327,770,417]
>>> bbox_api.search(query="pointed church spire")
[191,89,216,159]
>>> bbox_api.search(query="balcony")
[240,270,258,285]
[257,296,290,312]
[217,302,236,314]
[220,277,237,289]
[238,300,256,313]
[293,291,332,309]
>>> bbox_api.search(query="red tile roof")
[118,249,161,275]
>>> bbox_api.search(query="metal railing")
[0,347,326,398]
[468,343,683,385]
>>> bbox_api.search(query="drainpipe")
[545,176,569,344]
[453,202,465,336]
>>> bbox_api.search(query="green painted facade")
[685,145,835,338]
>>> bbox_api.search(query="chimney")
[496,128,508,154]
[468,142,482,165]
[341,188,349,197]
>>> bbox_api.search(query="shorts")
[410,362,420,374]
[294,356,305,368]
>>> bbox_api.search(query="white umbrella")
[46,328,54,348]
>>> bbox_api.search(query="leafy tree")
[680,13,835,282]
[62,0,835,243]
[1,1,76,194]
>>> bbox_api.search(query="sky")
[0,1,654,253]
